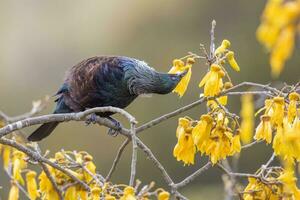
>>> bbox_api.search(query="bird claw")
[107,118,122,137]
[85,113,98,126]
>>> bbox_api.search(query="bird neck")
[125,66,165,95]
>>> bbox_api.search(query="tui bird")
[28,56,187,141]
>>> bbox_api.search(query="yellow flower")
[78,189,88,200]
[65,186,78,200]
[199,64,224,97]
[120,186,136,200]
[278,169,297,186]
[173,130,196,165]
[258,0,300,76]
[256,23,279,50]
[39,170,60,200]
[83,154,97,183]
[254,115,272,144]
[176,118,190,138]
[75,152,83,164]
[212,82,233,107]
[270,25,296,77]
[2,145,11,170]
[240,94,254,144]
[90,186,102,200]
[54,152,67,164]
[105,194,117,200]
[287,92,299,123]
[230,135,241,155]
[272,124,285,156]
[278,169,300,198]
[168,58,194,97]
[169,59,184,74]
[244,168,300,199]
[243,177,273,200]
[226,51,240,72]
[192,114,213,152]
[215,39,231,55]
[273,117,300,164]
[26,171,40,200]
[173,117,196,165]
[257,98,274,117]
[158,191,170,200]
[8,182,19,200]
[12,150,27,185]
[205,126,230,164]
[271,96,285,126]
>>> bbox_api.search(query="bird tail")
[27,122,59,141]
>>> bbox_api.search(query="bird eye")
[171,75,177,81]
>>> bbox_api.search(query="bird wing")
[63,56,125,111]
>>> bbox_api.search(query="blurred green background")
[0,0,299,199]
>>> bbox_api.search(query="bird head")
[155,70,188,94]
[124,58,187,95]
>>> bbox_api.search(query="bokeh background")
[0,0,299,199]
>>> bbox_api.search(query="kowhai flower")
[240,94,254,144]
[168,58,194,97]
[26,171,40,200]
[2,145,11,170]
[12,150,27,185]
[226,51,240,72]
[8,182,19,200]
[254,115,273,144]
[91,186,102,200]
[120,186,136,200]
[83,154,97,183]
[192,114,213,152]
[257,0,300,76]
[173,118,196,165]
[39,169,60,200]
[287,92,299,123]
[271,96,285,127]
[65,186,78,200]
[215,39,231,55]
[199,64,225,97]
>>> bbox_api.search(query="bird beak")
[179,69,188,78]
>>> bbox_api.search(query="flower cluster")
[0,142,170,200]
[254,93,300,165]
[199,39,239,99]
[243,168,300,199]
[257,0,300,76]
[173,110,241,165]
[172,39,242,165]
[193,111,241,165]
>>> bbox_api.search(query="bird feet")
[85,113,98,126]
[106,117,122,137]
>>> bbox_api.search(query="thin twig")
[173,162,212,189]
[40,162,64,200]
[106,139,130,181]
[210,20,216,60]
[0,96,49,123]
[129,122,138,186]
